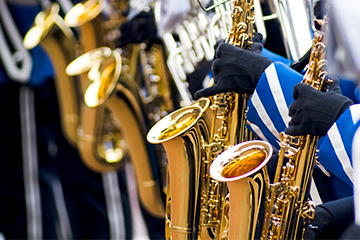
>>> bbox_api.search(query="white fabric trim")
[20,86,42,239]
[251,91,281,141]
[249,123,268,143]
[350,104,360,125]
[103,172,125,240]
[352,127,360,225]
[265,64,291,127]
[310,178,323,205]
[125,163,149,240]
[328,124,355,184]
[52,178,73,239]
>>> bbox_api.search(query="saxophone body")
[210,140,273,239]
[203,1,259,239]
[147,98,212,239]
[23,3,80,147]
[64,0,168,218]
[261,16,331,240]
[147,0,258,239]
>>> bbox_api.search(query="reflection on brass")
[261,15,331,240]
[158,109,199,140]
[221,147,267,178]
[64,0,105,27]
[210,140,272,240]
[23,3,80,146]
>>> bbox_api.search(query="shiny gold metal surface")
[68,46,166,218]
[64,0,105,27]
[210,140,272,240]
[221,146,267,178]
[260,16,331,240]
[23,3,80,146]
[147,99,211,239]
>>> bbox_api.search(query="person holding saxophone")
[193,5,357,240]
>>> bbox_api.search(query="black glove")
[304,197,354,239]
[304,205,335,239]
[285,78,353,136]
[116,10,158,48]
[194,33,273,99]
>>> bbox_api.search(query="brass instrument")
[23,3,128,171]
[265,0,313,61]
[23,3,80,146]
[138,42,174,190]
[201,1,258,239]
[157,1,214,106]
[210,140,273,239]
[147,0,258,239]
[63,0,130,172]
[65,0,171,219]
[261,15,331,240]
[205,0,233,47]
[64,0,126,51]
[66,46,166,218]
[147,98,212,239]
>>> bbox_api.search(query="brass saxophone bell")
[64,0,106,27]
[210,140,272,240]
[210,140,272,182]
[147,105,203,143]
[66,47,122,108]
[147,98,210,143]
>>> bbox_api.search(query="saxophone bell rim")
[64,0,106,27]
[147,98,211,144]
[210,140,273,182]
[147,105,203,144]
[190,97,211,110]
[23,3,59,49]
[66,47,112,76]
[84,49,122,108]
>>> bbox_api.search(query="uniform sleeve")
[317,104,360,190]
[262,48,292,66]
[247,61,303,149]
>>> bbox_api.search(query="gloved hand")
[116,10,158,48]
[194,33,273,99]
[303,205,335,240]
[303,197,354,239]
[285,78,353,136]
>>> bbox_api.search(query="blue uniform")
[0,2,141,239]
[246,60,358,201]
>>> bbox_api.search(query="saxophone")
[147,1,258,239]
[147,98,212,239]
[23,3,80,147]
[201,1,258,239]
[210,140,272,239]
[261,15,331,240]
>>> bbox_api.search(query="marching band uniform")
[0,1,142,239]
[194,34,357,238]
